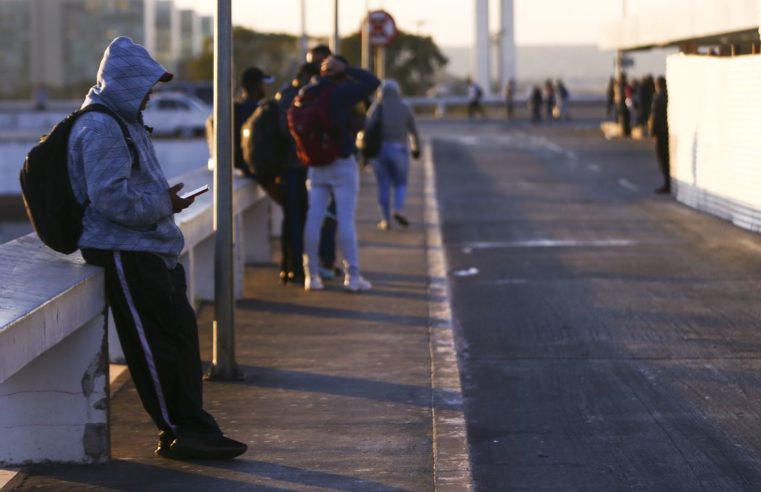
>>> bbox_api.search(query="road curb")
[423,139,474,491]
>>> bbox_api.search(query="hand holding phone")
[180,184,209,200]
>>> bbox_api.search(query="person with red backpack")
[289,56,380,292]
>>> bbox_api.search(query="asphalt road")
[426,117,761,491]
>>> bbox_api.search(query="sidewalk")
[7,146,471,491]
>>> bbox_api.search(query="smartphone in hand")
[180,184,209,200]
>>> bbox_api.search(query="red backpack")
[287,82,339,166]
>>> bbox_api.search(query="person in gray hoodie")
[68,37,247,460]
[364,79,420,230]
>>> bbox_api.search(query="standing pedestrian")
[617,73,631,137]
[543,79,555,120]
[365,79,421,231]
[274,62,321,285]
[555,79,570,120]
[293,56,380,292]
[529,86,543,124]
[68,37,247,460]
[306,45,343,281]
[504,78,516,119]
[649,76,670,193]
[606,76,616,119]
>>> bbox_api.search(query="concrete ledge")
[0,166,274,466]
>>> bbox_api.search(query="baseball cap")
[242,67,274,87]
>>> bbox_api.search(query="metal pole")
[331,0,340,54]
[377,46,386,79]
[474,0,491,96]
[206,0,242,381]
[361,11,370,70]
[300,0,308,61]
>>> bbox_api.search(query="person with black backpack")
[288,56,380,292]
[65,37,247,460]
[267,62,321,285]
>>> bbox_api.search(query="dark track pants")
[655,134,670,188]
[82,249,221,441]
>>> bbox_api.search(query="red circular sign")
[367,10,397,47]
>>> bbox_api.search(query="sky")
[174,0,667,47]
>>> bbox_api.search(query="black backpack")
[241,98,288,184]
[19,104,138,254]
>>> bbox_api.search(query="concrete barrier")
[0,167,273,465]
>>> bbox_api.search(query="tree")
[185,27,301,90]
[341,31,448,96]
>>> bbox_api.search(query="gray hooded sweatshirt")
[68,37,182,267]
[365,80,420,152]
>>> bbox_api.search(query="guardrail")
[0,167,273,465]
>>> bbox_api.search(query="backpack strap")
[76,103,140,171]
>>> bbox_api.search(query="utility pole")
[206,0,242,381]
[300,0,308,61]
[331,0,340,54]
[361,0,370,70]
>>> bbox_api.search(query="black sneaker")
[155,432,176,458]
[170,434,248,460]
[392,212,409,227]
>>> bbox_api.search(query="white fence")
[0,168,273,465]
[667,53,761,232]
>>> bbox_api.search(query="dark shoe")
[170,434,248,460]
[288,271,305,285]
[655,185,671,194]
[279,270,289,284]
[155,432,176,458]
[392,212,409,227]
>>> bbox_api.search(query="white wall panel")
[668,54,761,231]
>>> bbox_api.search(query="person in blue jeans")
[364,80,421,230]
[302,56,380,292]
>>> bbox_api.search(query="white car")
[143,92,210,137]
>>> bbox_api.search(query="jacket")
[67,36,183,268]
[315,67,380,158]
[365,80,420,152]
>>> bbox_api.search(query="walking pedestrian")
[649,76,670,193]
[67,37,247,460]
[467,77,486,119]
[365,80,421,231]
[293,56,380,292]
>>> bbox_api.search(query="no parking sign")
[367,10,397,47]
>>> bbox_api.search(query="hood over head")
[84,37,172,122]
[379,79,402,102]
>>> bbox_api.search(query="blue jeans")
[372,142,409,222]
[303,156,361,278]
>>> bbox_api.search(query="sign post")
[367,10,397,79]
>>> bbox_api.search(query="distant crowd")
[464,77,571,123]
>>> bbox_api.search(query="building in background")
[0,0,207,97]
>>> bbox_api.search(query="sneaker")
[377,219,390,231]
[305,275,324,291]
[155,433,176,458]
[170,434,248,460]
[392,212,409,227]
[344,275,372,292]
